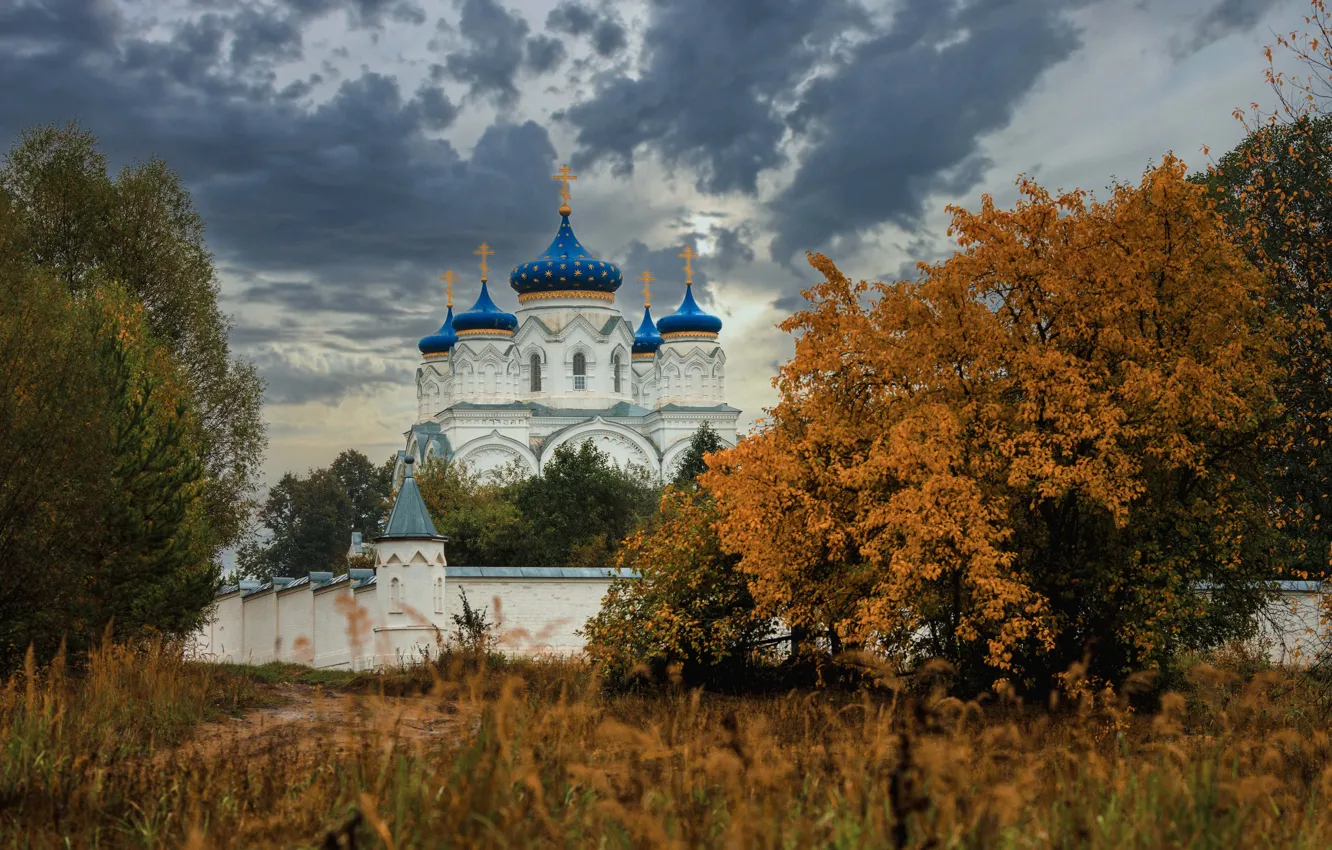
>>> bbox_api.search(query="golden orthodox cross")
[552,164,577,207]
[439,269,459,307]
[677,244,699,286]
[474,243,494,281]
[638,269,655,307]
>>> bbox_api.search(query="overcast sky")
[0,0,1306,486]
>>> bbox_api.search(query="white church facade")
[405,166,739,483]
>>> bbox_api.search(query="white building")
[191,457,631,668]
[406,168,740,482]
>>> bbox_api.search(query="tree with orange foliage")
[704,157,1286,692]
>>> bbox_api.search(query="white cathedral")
[403,166,740,482]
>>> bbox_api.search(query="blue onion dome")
[418,306,457,358]
[632,306,662,357]
[509,214,624,300]
[656,283,722,339]
[452,280,518,337]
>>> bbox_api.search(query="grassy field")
[3,642,1332,848]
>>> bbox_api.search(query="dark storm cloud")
[1176,0,1288,56]
[617,239,724,319]
[524,34,567,74]
[768,0,1084,264]
[546,1,597,35]
[414,84,459,129]
[250,347,406,405]
[546,1,627,58]
[0,0,571,407]
[589,19,628,58]
[230,6,304,65]
[559,0,870,195]
[443,0,530,106]
[276,0,425,29]
[707,224,756,274]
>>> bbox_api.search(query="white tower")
[371,456,449,665]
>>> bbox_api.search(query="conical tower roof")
[377,456,445,540]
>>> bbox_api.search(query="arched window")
[530,353,541,392]
[613,353,622,394]
[573,351,586,391]
[390,577,402,614]
[433,576,444,614]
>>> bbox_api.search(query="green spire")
[377,456,443,540]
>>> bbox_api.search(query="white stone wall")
[276,585,317,665]
[1256,589,1330,665]
[313,583,355,669]
[241,590,278,665]
[192,568,621,669]
[445,578,613,655]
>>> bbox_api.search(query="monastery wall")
[190,566,631,670]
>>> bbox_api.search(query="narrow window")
[434,576,444,614]
[390,577,402,614]
[573,351,586,391]
[530,353,541,392]
[613,353,622,394]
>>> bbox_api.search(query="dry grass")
[3,642,1332,848]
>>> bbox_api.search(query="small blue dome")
[656,285,722,337]
[510,215,623,297]
[452,280,518,335]
[418,306,457,356]
[632,306,662,355]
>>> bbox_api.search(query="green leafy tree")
[415,457,530,567]
[1194,114,1332,579]
[0,223,217,667]
[516,441,659,570]
[0,122,266,557]
[670,422,727,489]
[332,449,396,541]
[237,450,395,581]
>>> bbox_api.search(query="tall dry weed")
[3,644,1332,848]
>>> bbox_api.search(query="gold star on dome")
[545,271,553,278]
[521,273,528,280]
[574,270,582,277]
[601,271,608,277]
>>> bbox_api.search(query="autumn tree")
[704,157,1285,693]
[583,485,766,688]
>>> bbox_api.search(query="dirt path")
[162,684,472,765]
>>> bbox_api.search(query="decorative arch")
[541,418,661,479]
[564,340,596,367]
[453,430,539,481]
